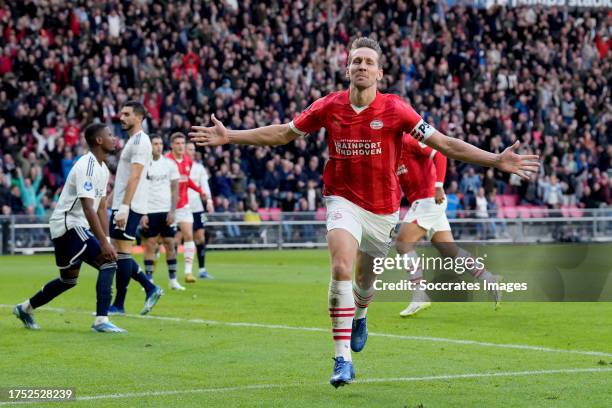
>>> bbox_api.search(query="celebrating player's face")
[347,48,383,90]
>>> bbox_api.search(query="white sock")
[94,316,109,325]
[20,300,33,314]
[329,280,354,361]
[403,250,425,300]
[199,267,207,273]
[184,241,195,275]
[457,248,495,281]
[353,282,374,320]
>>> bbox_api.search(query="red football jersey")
[291,90,424,214]
[397,134,447,203]
[165,152,202,209]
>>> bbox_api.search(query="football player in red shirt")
[189,37,539,387]
[166,133,206,284]
[395,135,501,317]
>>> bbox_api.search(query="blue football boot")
[108,305,125,315]
[329,357,355,388]
[91,321,127,333]
[13,304,40,330]
[140,286,164,315]
[351,317,368,352]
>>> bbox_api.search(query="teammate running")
[185,141,214,279]
[395,135,501,317]
[139,135,184,291]
[109,101,163,315]
[189,37,539,387]
[14,124,125,332]
[166,133,206,283]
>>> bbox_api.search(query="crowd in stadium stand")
[0,1,610,220]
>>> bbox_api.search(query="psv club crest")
[369,120,383,130]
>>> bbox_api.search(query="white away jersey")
[146,156,180,213]
[112,131,152,214]
[49,152,109,239]
[188,162,212,213]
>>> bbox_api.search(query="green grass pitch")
[1,250,611,407]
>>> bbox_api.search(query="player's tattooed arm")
[190,114,298,147]
[167,179,178,225]
[82,197,117,262]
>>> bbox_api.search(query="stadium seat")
[503,206,518,219]
[258,208,270,221]
[495,195,504,208]
[315,208,327,221]
[517,206,532,219]
[529,206,549,218]
[569,205,584,218]
[269,208,281,221]
[560,205,571,218]
[501,194,520,207]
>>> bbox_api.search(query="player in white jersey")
[186,142,214,279]
[108,101,163,315]
[14,124,125,333]
[139,135,184,290]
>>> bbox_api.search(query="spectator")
[446,181,462,220]
[213,163,233,200]
[229,162,246,201]
[0,2,608,215]
[460,167,481,209]
[475,188,491,239]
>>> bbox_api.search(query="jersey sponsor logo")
[369,119,384,130]
[83,181,93,191]
[334,139,382,157]
[396,164,407,176]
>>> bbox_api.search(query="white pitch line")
[3,304,612,358]
[0,367,610,405]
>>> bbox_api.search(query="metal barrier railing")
[1,211,611,254]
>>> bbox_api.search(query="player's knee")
[164,242,176,257]
[59,270,79,287]
[396,240,415,255]
[331,260,352,280]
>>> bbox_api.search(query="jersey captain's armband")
[409,119,436,142]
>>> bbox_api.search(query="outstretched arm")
[189,114,298,147]
[424,131,539,180]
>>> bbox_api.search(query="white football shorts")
[402,197,451,233]
[324,195,399,258]
[175,206,194,224]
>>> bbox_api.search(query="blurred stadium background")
[0,0,609,253]
[0,1,611,406]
